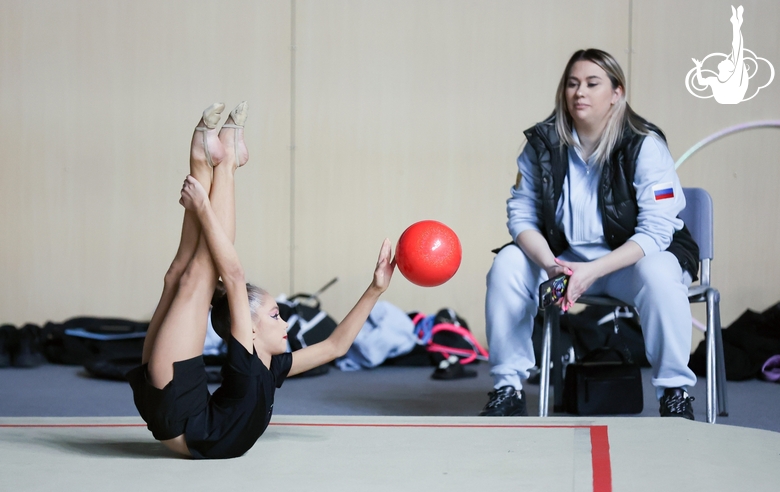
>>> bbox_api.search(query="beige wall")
[1,0,778,351]
[0,0,293,321]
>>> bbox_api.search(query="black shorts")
[126,356,209,441]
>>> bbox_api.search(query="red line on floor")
[0,424,147,428]
[1,422,592,430]
[269,422,592,429]
[590,426,612,492]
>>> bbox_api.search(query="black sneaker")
[659,388,695,420]
[479,386,528,416]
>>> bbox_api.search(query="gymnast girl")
[127,103,395,459]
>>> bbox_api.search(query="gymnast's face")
[254,295,289,355]
[565,60,622,133]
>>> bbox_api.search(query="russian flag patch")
[652,182,675,201]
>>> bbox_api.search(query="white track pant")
[485,245,697,399]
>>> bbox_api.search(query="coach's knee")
[633,252,686,294]
[488,246,525,285]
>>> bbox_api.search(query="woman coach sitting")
[480,49,699,420]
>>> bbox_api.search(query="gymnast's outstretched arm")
[287,239,395,376]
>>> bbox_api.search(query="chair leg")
[705,288,727,423]
[539,307,555,417]
[705,292,716,424]
[712,290,729,416]
[552,309,564,413]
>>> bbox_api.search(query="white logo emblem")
[685,5,774,104]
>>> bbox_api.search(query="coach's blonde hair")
[554,49,651,165]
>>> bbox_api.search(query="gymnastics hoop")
[675,120,780,169]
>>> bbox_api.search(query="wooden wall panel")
[3,0,776,353]
[0,0,291,324]
[632,0,780,328]
[292,0,629,340]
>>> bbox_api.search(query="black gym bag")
[563,345,643,415]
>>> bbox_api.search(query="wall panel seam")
[290,0,297,294]
[628,0,633,105]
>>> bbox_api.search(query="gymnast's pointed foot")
[218,101,249,170]
[191,103,227,170]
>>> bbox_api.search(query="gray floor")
[1,361,779,432]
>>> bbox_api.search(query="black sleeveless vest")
[522,115,699,280]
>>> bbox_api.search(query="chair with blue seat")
[537,187,728,423]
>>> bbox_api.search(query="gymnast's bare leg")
[141,103,248,455]
[141,104,226,366]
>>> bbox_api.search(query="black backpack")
[277,279,339,377]
[41,317,148,366]
[387,308,488,367]
[37,317,148,381]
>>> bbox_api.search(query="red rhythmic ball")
[395,220,462,287]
